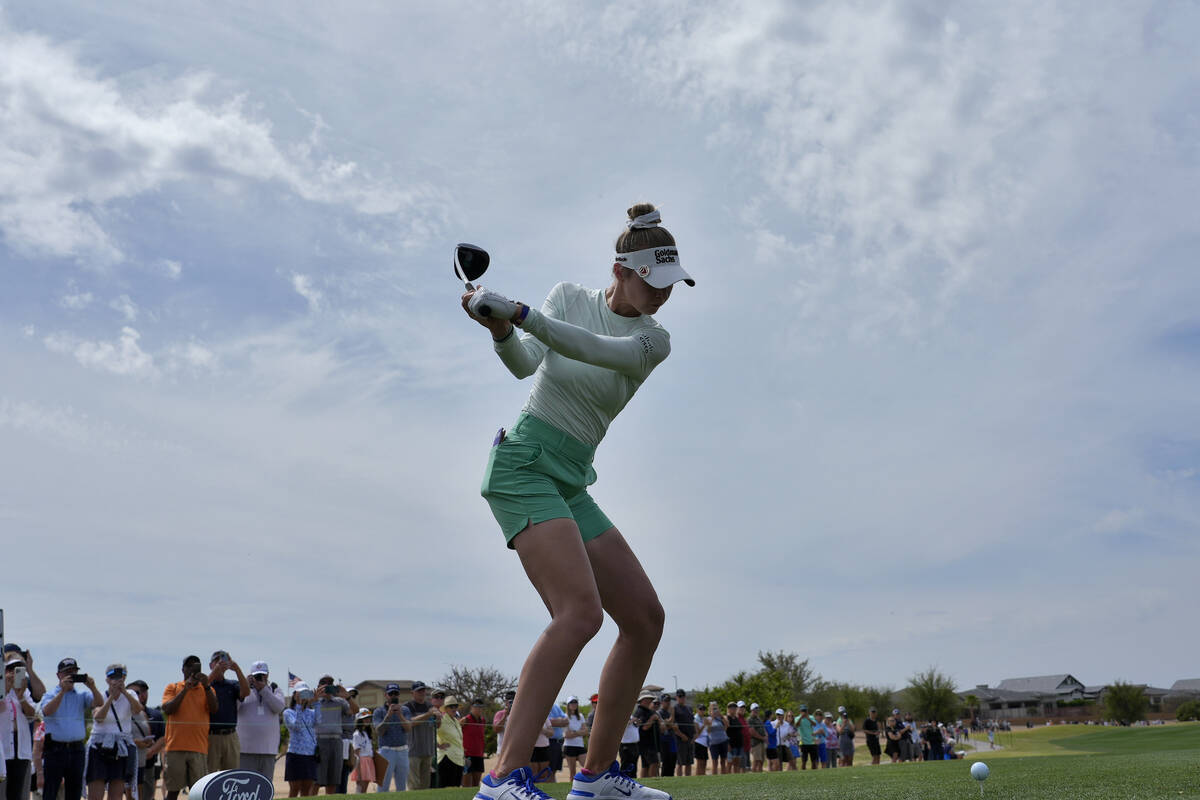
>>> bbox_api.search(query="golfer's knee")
[621,597,664,645]
[558,602,604,644]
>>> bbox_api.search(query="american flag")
[288,671,302,689]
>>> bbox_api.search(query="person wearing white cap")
[747,703,767,772]
[282,683,318,797]
[462,202,693,800]
[236,661,284,779]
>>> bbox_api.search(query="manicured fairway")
[353,723,1200,799]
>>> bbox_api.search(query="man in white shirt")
[237,662,285,779]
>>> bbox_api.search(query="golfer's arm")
[520,308,669,379]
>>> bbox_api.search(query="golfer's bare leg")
[493,518,604,777]
[581,528,665,775]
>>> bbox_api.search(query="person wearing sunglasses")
[236,662,284,780]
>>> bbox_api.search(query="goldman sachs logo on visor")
[654,248,678,264]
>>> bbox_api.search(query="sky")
[2,0,1198,705]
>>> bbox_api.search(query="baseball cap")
[3,644,21,654]
[504,690,516,700]
[736,700,746,708]
[386,683,401,693]
[4,659,22,670]
[105,663,127,678]
[590,694,599,704]
[432,688,446,698]
[892,708,901,715]
[676,688,687,696]
[210,650,230,663]
[411,681,427,691]
[660,693,672,702]
[750,702,760,710]
[825,711,833,718]
[870,707,878,712]
[472,699,485,707]
[638,691,656,701]
[250,661,269,676]
[566,696,579,704]
[799,704,808,711]
[127,680,149,691]
[838,706,846,713]
[775,708,785,716]
[57,658,78,672]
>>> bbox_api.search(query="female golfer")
[461,203,692,800]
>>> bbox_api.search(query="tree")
[695,668,794,715]
[1175,700,1200,722]
[1104,681,1147,725]
[904,667,958,722]
[756,650,819,711]
[964,694,980,725]
[437,664,518,707]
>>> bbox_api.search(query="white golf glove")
[468,288,519,320]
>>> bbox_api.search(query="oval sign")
[189,770,274,800]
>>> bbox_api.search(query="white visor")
[614,246,695,289]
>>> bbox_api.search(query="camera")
[71,673,90,683]
[388,698,399,705]
[324,685,337,695]
[299,688,314,700]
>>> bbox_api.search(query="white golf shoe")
[474,766,553,800]
[567,761,672,800]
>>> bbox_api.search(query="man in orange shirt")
[161,655,218,800]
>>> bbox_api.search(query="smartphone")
[324,685,337,695]
[71,673,90,683]
[13,666,27,690]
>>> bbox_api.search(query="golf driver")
[454,243,491,317]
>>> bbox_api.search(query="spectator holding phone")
[86,665,143,800]
[313,676,357,795]
[236,662,284,779]
[3,656,38,800]
[400,682,438,791]
[283,685,318,797]
[205,651,249,773]
[371,683,410,792]
[39,658,103,800]
[161,655,217,800]
[2,645,45,703]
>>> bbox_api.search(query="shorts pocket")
[499,439,543,469]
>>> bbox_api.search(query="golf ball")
[971,761,990,781]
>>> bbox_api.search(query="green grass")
[334,724,1200,799]
[965,720,1200,757]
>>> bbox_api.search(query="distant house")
[353,679,419,712]
[1167,679,1200,698]
[995,674,1087,701]
[962,674,1088,720]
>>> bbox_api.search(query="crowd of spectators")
[2,644,981,800]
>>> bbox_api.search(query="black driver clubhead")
[454,243,490,284]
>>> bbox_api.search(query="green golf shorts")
[481,413,614,547]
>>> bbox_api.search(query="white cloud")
[0,18,446,266]
[44,326,156,377]
[58,283,93,310]
[291,273,322,312]
[110,294,138,321]
[165,340,217,373]
[160,259,183,279]
[21,325,35,338]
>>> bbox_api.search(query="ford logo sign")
[188,770,274,800]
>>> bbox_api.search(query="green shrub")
[1176,700,1200,722]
